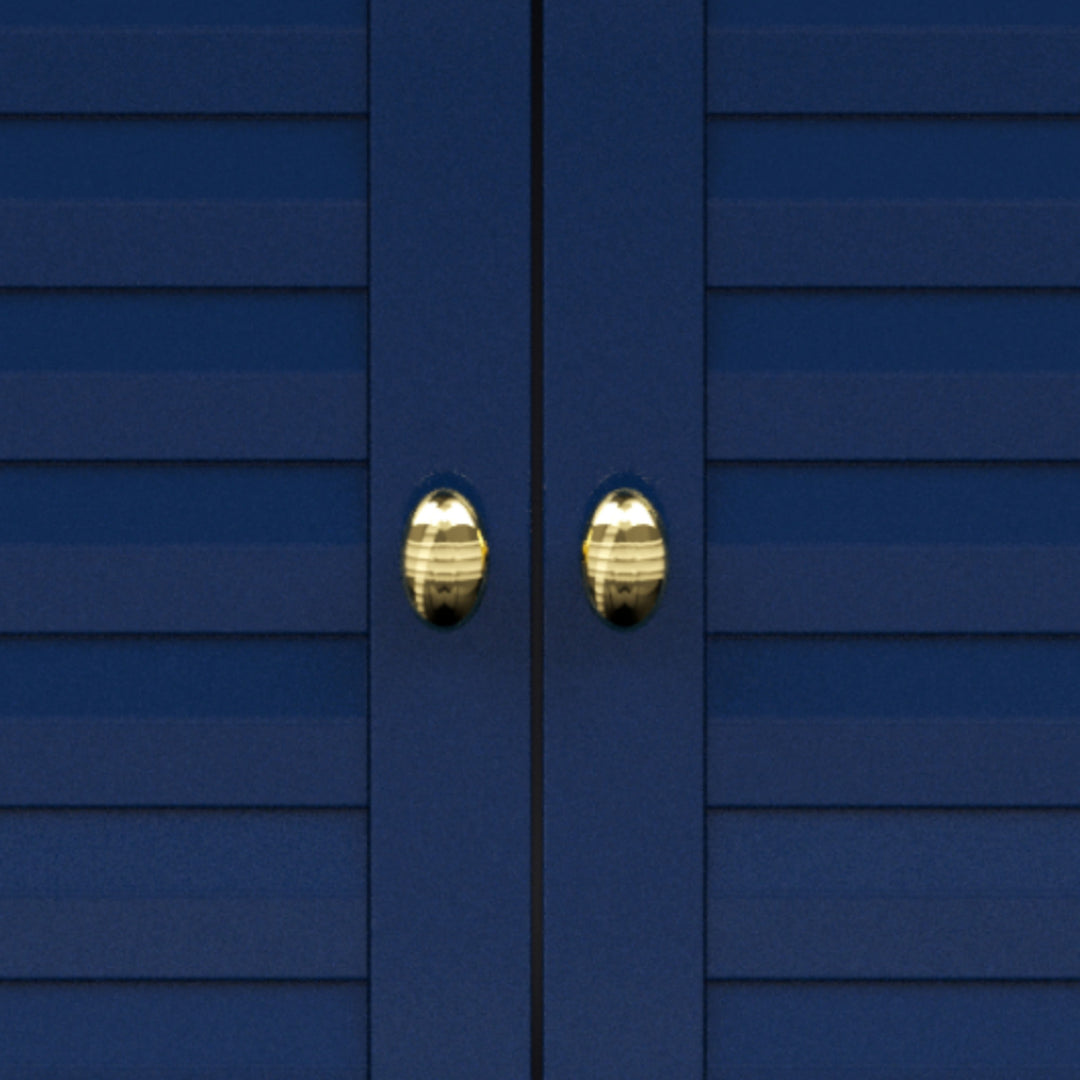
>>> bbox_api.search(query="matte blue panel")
[709,290,1080,374]
[0,810,365,977]
[0,201,366,287]
[0,545,365,633]
[710,120,1080,200]
[0,374,366,460]
[709,202,1080,287]
[709,637,1080,807]
[544,1,704,1077]
[709,983,1080,1076]
[709,0,1080,25]
[0,637,365,806]
[0,291,365,373]
[369,1,530,1076]
[709,810,1080,977]
[709,374,1080,460]
[0,30,366,113]
[0,983,366,1078]
[0,465,364,544]
[709,30,1080,115]
[710,545,1080,633]
[0,0,365,24]
[710,465,1080,544]
[0,121,366,200]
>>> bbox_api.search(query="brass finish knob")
[582,489,667,627]
[402,489,488,627]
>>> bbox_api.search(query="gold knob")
[402,489,488,627]
[582,489,667,627]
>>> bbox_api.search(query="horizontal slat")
[0,29,366,114]
[0,546,365,632]
[0,465,365,544]
[709,201,1080,287]
[0,636,366,806]
[710,544,1080,632]
[707,290,1080,374]
[0,373,366,459]
[709,119,1080,201]
[709,464,1080,544]
[0,201,366,287]
[0,983,366,1078]
[0,809,365,977]
[0,291,366,373]
[709,29,1080,114]
[709,637,1080,807]
[709,982,1080,1077]
[708,0,1078,25]
[0,119,366,200]
[709,374,1080,460]
[0,0,366,25]
[0,720,366,806]
[709,810,1080,977]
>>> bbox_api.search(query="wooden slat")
[0,983,367,1079]
[708,810,1080,978]
[0,201,366,287]
[709,201,1080,287]
[0,29,366,114]
[709,544,1080,632]
[709,29,1080,115]
[0,809,366,977]
[0,373,366,460]
[709,982,1080,1077]
[708,374,1080,460]
[0,545,366,633]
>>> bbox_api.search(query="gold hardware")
[582,489,667,627]
[402,489,488,627]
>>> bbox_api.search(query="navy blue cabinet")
[4,0,1080,1076]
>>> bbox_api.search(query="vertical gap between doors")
[529,0,545,1076]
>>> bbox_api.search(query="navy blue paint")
[0,120,366,200]
[0,0,366,24]
[709,810,1080,978]
[709,637,1080,807]
[544,1,704,1076]
[710,464,1080,545]
[711,119,1080,200]
[0,30,366,114]
[0,983,367,1078]
[0,638,365,806]
[0,465,364,544]
[710,545,1080,633]
[0,291,365,374]
[709,290,1080,374]
[710,983,1080,1076]
[0,291,366,373]
[0,546,365,633]
[710,373,1080,460]
[710,0,1080,23]
[710,30,1080,115]
[0,810,366,977]
[709,202,1080,287]
[0,373,366,460]
[0,202,365,287]
[369,1,531,1076]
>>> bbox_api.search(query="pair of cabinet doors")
[4,0,1080,1076]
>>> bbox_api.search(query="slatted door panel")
[0,2,368,1075]
[707,1,1080,1074]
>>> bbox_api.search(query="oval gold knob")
[582,489,667,627]
[402,489,488,627]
